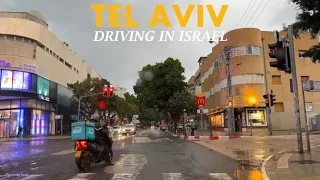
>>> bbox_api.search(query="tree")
[291,0,320,62]
[167,91,198,130]
[68,77,109,121]
[68,78,127,125]
[134,58,187,111]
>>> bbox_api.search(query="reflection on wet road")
[0,130,266,179]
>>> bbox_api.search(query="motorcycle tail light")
[76,140,87,149]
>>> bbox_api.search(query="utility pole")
[261,38,273,135]
[288,25,303,154]
[301,81,311,151]
[225,46,235,133]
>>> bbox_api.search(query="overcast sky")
[0,0,298,94]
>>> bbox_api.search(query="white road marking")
[68,173,95,180]
[19,174,44,180]
[277,153,293,169]
[51,149,75,155]
[208,173,233,180]
[112,173,136,180]
[162,173,183,180]
[105,154,147,179]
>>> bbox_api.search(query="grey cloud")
[0,0,298,93]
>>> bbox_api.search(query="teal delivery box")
[71,121,95,141]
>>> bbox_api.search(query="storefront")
[0,68,56,137]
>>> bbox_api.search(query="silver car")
[122,124,136,135]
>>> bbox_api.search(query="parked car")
[122,124,136,135]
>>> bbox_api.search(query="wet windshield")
[125,124,134,128]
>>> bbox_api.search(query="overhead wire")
[239,0,259,28]
[250,0,272,27]
[237,0,254,28]
[244,0,266,27]
[259,0,282,27]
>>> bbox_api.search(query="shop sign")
[0,60,36,72]
[39,94,50,102]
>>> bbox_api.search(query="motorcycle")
[74,139,113,170]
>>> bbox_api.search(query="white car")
[122,124,136,135]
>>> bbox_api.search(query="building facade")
[188,28,319,131]
[0,11,101,137]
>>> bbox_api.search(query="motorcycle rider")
[90,115,114,165]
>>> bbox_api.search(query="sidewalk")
[170,128,320,138]
[0,135,71,142]
[264,145,320,180]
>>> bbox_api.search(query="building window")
[272,75,281,84]
[301,76,309,81]
[274,103,284,112]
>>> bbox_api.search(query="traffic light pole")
[288,25,303,154]
[262,38,273,135]
[77,92,103,122]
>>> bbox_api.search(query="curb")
[0,136,71,142]
[179,135,251,140]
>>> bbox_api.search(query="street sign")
[302,80,314,91]
[196,96,205,107]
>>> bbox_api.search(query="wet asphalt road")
[0,129,244,180]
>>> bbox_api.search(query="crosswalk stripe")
[112,173,137,180]
[68,173,95,180]
[162,173,183,180]
[208,173,233,180]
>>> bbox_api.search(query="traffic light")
[263,94,270,107]
[270,94,276,106]
[102,84,114,97]
[268,38,291,74]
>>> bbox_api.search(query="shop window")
[0,101,11,109]
[274,103,284,112]
[247,109,266,126]
[11,100,21,108]
[272,75,281,84]
[1,70,13,90]
[0,110,11,119]
[301,76,309,81]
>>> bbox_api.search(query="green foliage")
[291,0,320,62]
[68,78,140,124]
[167,91,198,118]
[134,58,187,111]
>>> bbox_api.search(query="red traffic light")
[98,100,106,109]
[265,100,269,107]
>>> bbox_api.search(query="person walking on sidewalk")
[17,126,22,138]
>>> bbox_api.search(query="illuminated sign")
[39,95,50,102]
[196,96,206,107]
[0,70,31,91]
[0,60,36,72]
[37,77,49,96]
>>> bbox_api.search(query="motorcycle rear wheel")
[76,158,92,171]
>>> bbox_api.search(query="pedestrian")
[17,126,22,138]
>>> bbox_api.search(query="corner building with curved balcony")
[191,28,320,131]
[0,11,101,138]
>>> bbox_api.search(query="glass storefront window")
[0,110,10,119]
[247,109,266,126]
[0,101,11,109]
[12,71,23,90]
[31,109,49,136]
